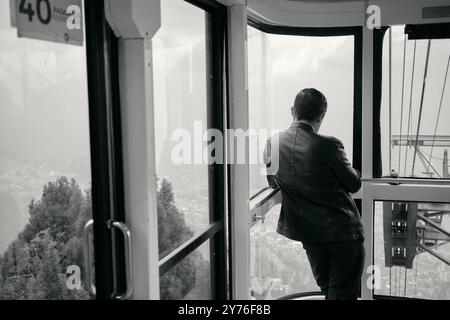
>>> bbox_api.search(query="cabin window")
[152,0,226,300]
[247,24,360,299]
[380,25,450,179]
[373,201,450,299]
[0,2,94,299]
[247,26,356,195]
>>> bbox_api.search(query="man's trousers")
[302,239,365,300]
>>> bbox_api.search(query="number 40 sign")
[11,0,83,46]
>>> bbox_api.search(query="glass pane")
[381,26,450,178]
[247,26,355,195]
[160,241,211,300]
[0,2,93,299]
[152,0,210,258]
[374,201,450,299]
[250,205,320,299]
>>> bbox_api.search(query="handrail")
[249,186,273,201]
[276,291,324,300]
[159,222,222,276]
[249,187,281,227]
[362,177,450,185]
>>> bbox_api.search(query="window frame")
[246,16,364,299]
[373,24,450,181]
[369,23,450,300]
[84,0,128,299]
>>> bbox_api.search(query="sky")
[381,26,450,177]
[0,0,90,161]
[2,0,448,174]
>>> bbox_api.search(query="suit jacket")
[264,121,364,243]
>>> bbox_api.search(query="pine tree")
[157,178,204,300]
[0,177,91,300]
[0,176,204,300]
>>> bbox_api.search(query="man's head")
[291,88,327,131]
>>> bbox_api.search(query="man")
[264,88,365,300]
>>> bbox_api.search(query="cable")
[403,267,408,297]
[416,148,442,178]
[389,267,392,296]
[0,62,22,81]
[413,254,420,298]
[420,148,445,161]
[26,63,54,86]
[404,41,417,176]
[394,266,397,296]
[398,35,407,173]
[412,40,432,176]
[393,266,396,296]
[389,28,393,174]
[426,53,450,173]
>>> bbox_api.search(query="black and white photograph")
[0,0,449,313]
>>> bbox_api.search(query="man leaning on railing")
[263,88,365,300]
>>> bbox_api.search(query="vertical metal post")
[105,0,162,299]
[361,26,374,300]
[227,3,251,300]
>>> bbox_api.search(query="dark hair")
[293,88,327,121]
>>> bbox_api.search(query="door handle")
[109,221,133,300]
[83,219,96,295]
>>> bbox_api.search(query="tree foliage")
[157,178,206,300]
[0,176,206,300]
[0,177,91,300]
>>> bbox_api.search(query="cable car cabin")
[0,0,449,301]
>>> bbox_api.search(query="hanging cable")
[413,254,420,298]
[393,266,396,296]
[420,148,445,161]
[0,62,22,81]
[394,266,397,296]
[416,148,442,177]
[398,35,407,173]
[395,266,399,296]
[389,28,393,175]
[389,267,392,296]
[404,41,417,176]
[397,267,400,297]
[426,53,450,174]
[403,267,408,297]
[412,40,432,176]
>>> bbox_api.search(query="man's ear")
[320,112,326,122]
[291,107,295,118]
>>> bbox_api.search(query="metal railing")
[249,187,281,227]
